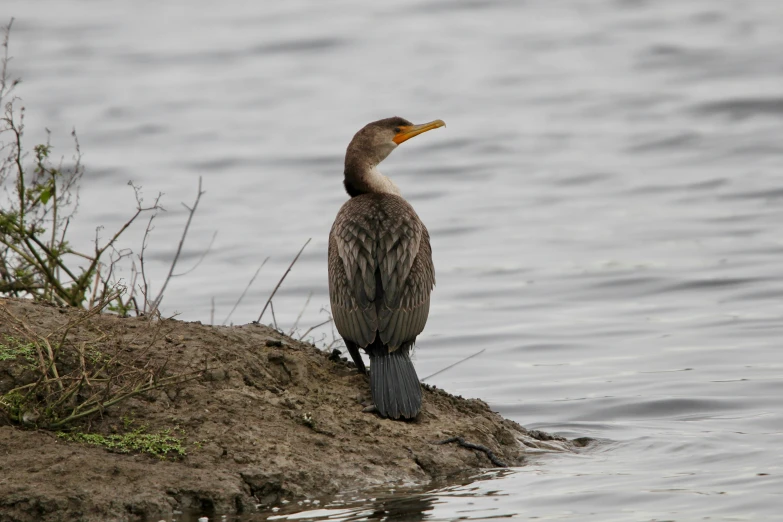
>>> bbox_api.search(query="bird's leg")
[344,340,367,374]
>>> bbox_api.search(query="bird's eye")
[393,127,401,133]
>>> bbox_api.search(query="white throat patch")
[364,166,401,196]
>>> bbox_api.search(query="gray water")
[4,0,783,520]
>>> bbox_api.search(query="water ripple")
[692,97,783,120]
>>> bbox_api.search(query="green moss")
[0,390,25,421]
[0,336,37,364]
[57,428,186,459]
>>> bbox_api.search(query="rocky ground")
[0,298,582,522]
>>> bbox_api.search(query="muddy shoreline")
[0,298,579,522]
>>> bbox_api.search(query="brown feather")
[328,193,435,352]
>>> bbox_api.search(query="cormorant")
[328,116,444,419]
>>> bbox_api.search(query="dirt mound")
[0,298,577,522]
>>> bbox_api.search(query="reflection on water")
[5,0,783,519]
[290,494,440,522]
[170,471,516,522]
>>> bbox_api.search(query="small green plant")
[57,427,186,459]
[0,390,24,416]
[121,414,135,430]
[0,19,160,312]
[0,335,36,363]
[0,19,211,316]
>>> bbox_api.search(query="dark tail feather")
[368,345,422,420]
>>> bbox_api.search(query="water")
[4,0,783,519]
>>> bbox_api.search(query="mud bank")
[0,298,579,522]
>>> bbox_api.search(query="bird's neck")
[344,161,401,198]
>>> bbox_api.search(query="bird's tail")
[368,344,422,420]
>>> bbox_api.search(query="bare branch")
[270,300,278,330]
[421,349,486,382]
[289,291,313,336]
[0,18,19,103]
[172,230,216,277]
[137,202,157,312]
[255,238,311,323]
[298,318,332,342]
[149,176,204,313]
[223,257,269,326]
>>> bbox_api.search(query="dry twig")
[434,436,507,468]
[289,291,313,336]
[422,349,486,382]
[149,176,205,313]
[255,238,311,323]
[299,318,333,342]
[223,257,269,326]
[0,296,203,430]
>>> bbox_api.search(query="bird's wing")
[329,195,435,350]
[329,199,380,347]
[377,225,434,349]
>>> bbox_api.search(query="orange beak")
[392,119,446,145]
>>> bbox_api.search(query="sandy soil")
[0,298,580,522]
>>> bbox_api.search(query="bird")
[328,116,444,420]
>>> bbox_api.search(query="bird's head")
[346,116,445,167]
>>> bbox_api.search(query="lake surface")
[4,0,783,519]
